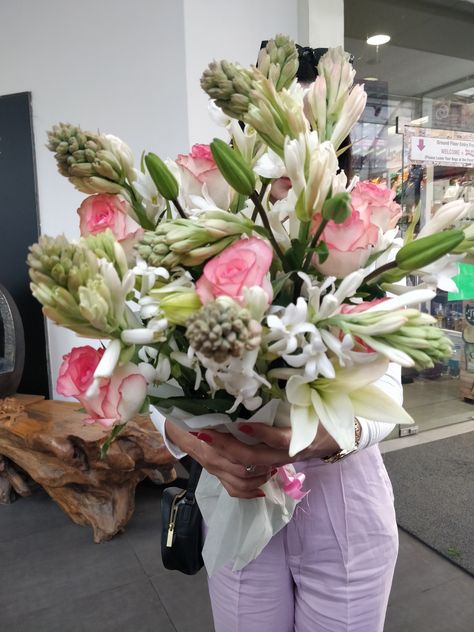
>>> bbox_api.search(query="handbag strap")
[181,456,202,497]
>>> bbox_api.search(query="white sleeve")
[149,407,188,460]
[357,363,402,449]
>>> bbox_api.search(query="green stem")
[251,181,269,222]
[363,260,398,285]
[250,191,287,268]
[125,183,155,230]
[172,198,187,219]
[301,218,329,272]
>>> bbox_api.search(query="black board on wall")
[0,92,49,396]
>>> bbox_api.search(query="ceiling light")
[363,77,379,81]
[367,34,391,46]
[454,87,474,97]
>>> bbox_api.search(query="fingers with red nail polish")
[238,423,254,435]
[197,432,213,444]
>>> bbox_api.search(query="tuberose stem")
[301,217,329,272]
[363,260,398,284]
[172,198,188,219]
[250,192,287,268]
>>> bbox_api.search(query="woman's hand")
[165,420,274,499]
[194,422,340,467]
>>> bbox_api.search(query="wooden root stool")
[0,396,176,542]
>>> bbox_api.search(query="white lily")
[417,199,469,238]
[415,254,464,293]
[254,148,286,179]
[286,356,413,457]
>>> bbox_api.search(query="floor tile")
[2,579,175,632]
[150,570,214,632]
[385,575,474,632]
[0,488,69,543]
[0,521,144,620]
[388,530,463,605]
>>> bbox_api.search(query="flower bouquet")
[29,35,472,573]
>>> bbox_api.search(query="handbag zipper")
[166,489,187,547]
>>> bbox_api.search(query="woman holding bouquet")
[159,45,401,632]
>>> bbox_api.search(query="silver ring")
[245,464,256,473]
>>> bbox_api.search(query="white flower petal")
[351,385,414,425]
[289,404,319,457]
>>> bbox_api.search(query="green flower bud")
[396,229,464,271]
[256,34,299,91]
[322,192,351,223]
[210,138,256,196]
[157,289,202,326]
[144,152,179,201]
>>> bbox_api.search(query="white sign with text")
[410,135,474,168]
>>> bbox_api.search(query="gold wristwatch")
[322,419,362,464]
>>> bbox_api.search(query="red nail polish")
[189,431,199,436]
[256,490,266,497]
[239,423,253,435]
[197,432,213,444]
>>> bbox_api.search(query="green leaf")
[272,271,294,298]
[404,202,421,245]
[230,192,248,213]
[149,395,233,416]
[283,238,307,270]
[321,192,351,224]
[100,423,126,460]
[313,240,329,264]
[294,189,308,221]
[138,395,151,415]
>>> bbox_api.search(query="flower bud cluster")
[185,298,262,364]
[137,211,253,269]
[334,308,453,369]
[256,34,299,91]
[28,235,135,338]
[47,123,132,195]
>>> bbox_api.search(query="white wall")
[0,0,189,394]
[183,0,299,145]
[0,0,343,397]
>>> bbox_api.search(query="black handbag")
[161,457,204,575]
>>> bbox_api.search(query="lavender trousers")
[207,445,398,632]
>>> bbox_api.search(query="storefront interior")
[345,0,474,434]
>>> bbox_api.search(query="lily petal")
[311,389,356,451]
[289,404,319,457]
[351,385,414,425]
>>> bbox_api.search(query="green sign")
[448,263,474,301]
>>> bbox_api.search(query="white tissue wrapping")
[154,399,301,575]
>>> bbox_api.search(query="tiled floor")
[403,376,474,432]
[1,479,473,632]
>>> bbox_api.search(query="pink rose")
[196,237,273,304]
[176,144,231,209]
[77,194,143,252]
[351,181,402,232]
[311,182,402,278]
[57,346,104,398]
[57,346,147,428]
[339,298,387,315]
[312,210,380,277]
